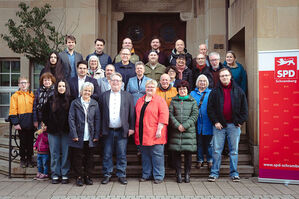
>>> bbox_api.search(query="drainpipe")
[225,0,229,51]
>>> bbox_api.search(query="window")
[0,59,20,119]
[32,63,44,91]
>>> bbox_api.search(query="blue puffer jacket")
[190,88,213,135]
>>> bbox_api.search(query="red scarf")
[196,63,206,71]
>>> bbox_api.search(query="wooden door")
[118,13,186,61]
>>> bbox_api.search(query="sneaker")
[232,176,240,182]
[154,179,163,184]
[208,176,216,182]
[61,176,69,184]
[37,174,48,180]
[52,177,60,184]
[35,172,41,179]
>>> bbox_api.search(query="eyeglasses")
[121,53,130,56]
[111,79,122,82]
[178,87,187,91]
[19,82,28,85]
[219,74,231,78]
[210,59,219,62]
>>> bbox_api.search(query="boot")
[185,168,190,183]
[176,169,182,183]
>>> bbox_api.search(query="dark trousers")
[19,129,34,161]
[174,151,192,173]
[70,141,94,178]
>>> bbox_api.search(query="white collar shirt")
[109,90,122,128]
[78,76,87,97]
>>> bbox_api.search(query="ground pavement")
[0,174,298,199]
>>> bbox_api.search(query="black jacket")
[192,66,214,89]
[207,80,248,127]
[42,95,70,135]
[68,98,101,148]
[68,76,101,102]
[99,90,135,138]
[169,48,193,69]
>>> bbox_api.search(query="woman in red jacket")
[135,79,169,184]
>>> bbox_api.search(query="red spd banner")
[275,56,297,80]
[259,50,299,184]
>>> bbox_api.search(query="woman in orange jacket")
[135,79,169,184]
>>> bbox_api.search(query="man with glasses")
[192,53,214,89]
[100,72,135,185]
[209,52,226,87]
[114,38,139,64]
[207,68,248,182]
[114,48,136,88]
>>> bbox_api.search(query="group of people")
[8,35,248,186]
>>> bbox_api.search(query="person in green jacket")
[169,80,199,183]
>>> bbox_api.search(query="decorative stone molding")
[180,12,194,21]
[112,12,124,21]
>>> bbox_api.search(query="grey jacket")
[59,50,83,80]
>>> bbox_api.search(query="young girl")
[34,122,49,179]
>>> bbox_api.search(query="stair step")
[0,159,254,178]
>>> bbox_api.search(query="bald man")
[168,39,192,69]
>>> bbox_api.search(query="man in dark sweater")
[207,68,248,183]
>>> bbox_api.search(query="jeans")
[70,142,95,178]
[37,154,49,174]
[210,123,241,178]
[140,144,165,181]
[102,129,128,178]
[48,133,70,178]
[197,134,213,163]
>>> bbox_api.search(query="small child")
[34,122,49,180]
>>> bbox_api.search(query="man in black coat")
[207,68,248,183]
[69,60,101,101]
[99,72,135,185]
[192,53,214,89]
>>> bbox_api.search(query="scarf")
[178,95,189,100]
[177,67,184,79]
[196,63,206,71]
[37,85,55,111]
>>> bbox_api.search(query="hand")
[237,124,242,127]
[215,122,223,130]
[155,130,161,138]
[14,124,21,130]
[93,138,98,142]
[128,129,135,136]
[73,137,79,142]
[34,122,38,129]
[178,124,185,132]
[33,147,37,151]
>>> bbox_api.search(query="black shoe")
[52,179,60,184]
[76,177,83,186]
[195,162,203,169]
[185,173,190,183]
[208,176,216,182]
[101,176,110,184]
[27,159,34,168]
[84,176,93,185]
[20,160,26,168]
[61,177,69,184]
[118,177,128,185]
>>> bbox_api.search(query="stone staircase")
[0,123,254,178]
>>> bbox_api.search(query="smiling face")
[210,54,220,69]
[120,48,131,63]
[167,68,176,80]
[145,83,157,97]
[95,40,104,54]
[199,44,207,56]
[66,38,76,51]
[57,81,66,94]
[175,40,185,53]
[89,57,98,70]
[178,87,188,97]
[18,78,30,92]
[151,39,160,50]
[109,74,122,92]
[77,63,88,78]
[148,52,158,64]
[196,54,206,66]
[225,52,236,66]
[135,64,145,77]
[122,38,133,50]
[49,53,57,65]
[43,77,52,88]
[219,69,232,86]
[81,86,92,100]
[197,76,208,91]
[105,65,115,78]
[160,74,171,89]
[176,57,186,69]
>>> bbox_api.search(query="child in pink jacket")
[34,123,49,180]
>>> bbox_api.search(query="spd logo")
[275,56,297,79]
